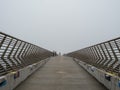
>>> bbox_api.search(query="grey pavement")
[14,56,108,90]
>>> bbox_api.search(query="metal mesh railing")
[0,32,53,76]
[66,37,120,76]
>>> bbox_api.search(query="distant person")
[59,52,61,56]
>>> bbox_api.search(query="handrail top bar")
[0,32,52,52]
[0,32,34,46]
[85,37,120,49]
[67,36,120,54]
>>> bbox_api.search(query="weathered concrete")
[14,56,108,90]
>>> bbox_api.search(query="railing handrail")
[0,32,53,76]
[66,37,120,77]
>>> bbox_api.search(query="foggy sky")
[0,0,120,54]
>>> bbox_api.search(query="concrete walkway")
[14,56,108,90]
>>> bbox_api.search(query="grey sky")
[0,0,120,54]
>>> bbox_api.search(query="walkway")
[14,56,107,90]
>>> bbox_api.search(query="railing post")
[99,44,108,68]
[13,41,24,68]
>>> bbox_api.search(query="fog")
[0,0,120,54]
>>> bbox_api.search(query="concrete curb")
[73,58,120,90]
[0,58,50,90]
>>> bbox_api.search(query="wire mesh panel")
[0,32,53,76]
[66,37,120,77]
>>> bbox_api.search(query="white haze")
[0,0,120,54]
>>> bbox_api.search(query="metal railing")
[66,37,120,76]
[0,32,53,76]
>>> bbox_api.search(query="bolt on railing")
[0,32,53,76]
[66,37,120,77]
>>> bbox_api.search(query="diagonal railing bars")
[0,32,53,76]
[66,37,120,77]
